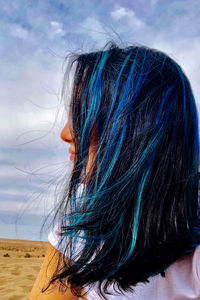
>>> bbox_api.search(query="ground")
[0,238,48,300]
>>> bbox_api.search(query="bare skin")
[29,243,83,300]
[29,121,97,299]
[61,121,97,181]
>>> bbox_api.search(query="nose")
[60,121,73,143]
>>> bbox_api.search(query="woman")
[29,42,200,299]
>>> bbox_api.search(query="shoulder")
[29,243,71,299]
[192,245,200,282]
[164,246,200,280]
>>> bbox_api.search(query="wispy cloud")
[79,16,111,47]
[49,21,65,39]
[10,24,29,39]
[111,6,145,29]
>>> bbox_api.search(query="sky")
[1,0,200,240]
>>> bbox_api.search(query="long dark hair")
[45,42,200,299]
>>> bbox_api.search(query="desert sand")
[0,238,48,300]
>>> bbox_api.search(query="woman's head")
[63,42,199,186]
[52,42,200,298]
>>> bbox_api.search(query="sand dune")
[0,238,48,300]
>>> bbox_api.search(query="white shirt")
[48,224,200,300]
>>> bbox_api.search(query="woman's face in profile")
[60,121,97,177]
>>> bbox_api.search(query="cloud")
[0,165,27,180]
[0,188,30,197]
[49,21,65,39]
[0,200,28,213]
[111,6,145,29]
[0,46,65,149]
[79,16,109,46]
[0,199,52,215]
[10,24,29,39]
